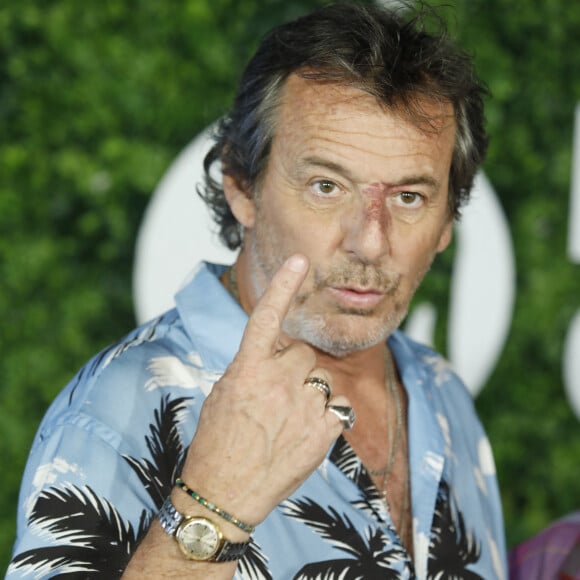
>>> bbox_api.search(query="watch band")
[214,539,250,563]
[158,497,184,535]
[158,496,251,562]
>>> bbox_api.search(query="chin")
[282,309,405,358]
[309,335,385,358]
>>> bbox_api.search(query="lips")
[327,286,386,309]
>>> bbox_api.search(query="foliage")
[450,0,580,550]
[1,0,579,570]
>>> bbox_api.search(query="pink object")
[509,512,580,579]
[560,538,580,579]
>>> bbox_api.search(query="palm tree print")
[283,497,410,579]
[11,396,483,579]
[10,394,188,577]
[10,394,272,578]
[122,394,191,509]
[320,436,484,579]
[330,435,393,522]
[427,480,483,579]
[9,484,150,578]
[330,435,364,482]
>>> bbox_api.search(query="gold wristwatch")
[158,497,250,562]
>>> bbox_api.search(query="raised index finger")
[237,254,309,360]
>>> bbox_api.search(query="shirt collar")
[174,261,248,373]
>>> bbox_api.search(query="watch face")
[176,517,222,560]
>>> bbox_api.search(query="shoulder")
[31,309,212,456]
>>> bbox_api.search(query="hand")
[180,254,350,526]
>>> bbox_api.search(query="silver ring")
[304,376,332,403]
[327,405,356,430]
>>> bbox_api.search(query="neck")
[223,250,257,315]
[314,342,390,398]
[220,256,247,314]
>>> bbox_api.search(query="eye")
[396,191,423,207]
[312,180,340,197]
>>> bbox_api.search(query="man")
[9,2,507,578]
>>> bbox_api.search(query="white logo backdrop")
[564,105,580,418]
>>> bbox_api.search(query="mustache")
[314,263,401,295]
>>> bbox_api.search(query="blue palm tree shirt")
[9,262,507,579]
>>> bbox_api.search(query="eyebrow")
[298,155,442,192]
[390,174,441,191]
[297,155,358,182]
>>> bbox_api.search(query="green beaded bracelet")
[175,478,255,534]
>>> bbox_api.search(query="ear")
[436,219,453,253]
[223,174,256,228]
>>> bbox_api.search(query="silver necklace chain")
[366,350,402,478]
[366,350,411,549]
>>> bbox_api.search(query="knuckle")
[229,358,261,381]
[252,304,281,332]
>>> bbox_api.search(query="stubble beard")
[247,229,434,358]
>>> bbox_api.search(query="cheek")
[391,232,439,275]
[254,207,311,267]
[278,212,333,253]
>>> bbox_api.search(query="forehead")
[271,73,456,172]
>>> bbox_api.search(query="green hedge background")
[1,0,579,570]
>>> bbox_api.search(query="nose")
[341,195,391,263]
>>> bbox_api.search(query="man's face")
[238,75,454,357]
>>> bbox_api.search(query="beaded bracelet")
[175,478,255,534]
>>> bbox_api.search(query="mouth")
[327,286,386,309]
